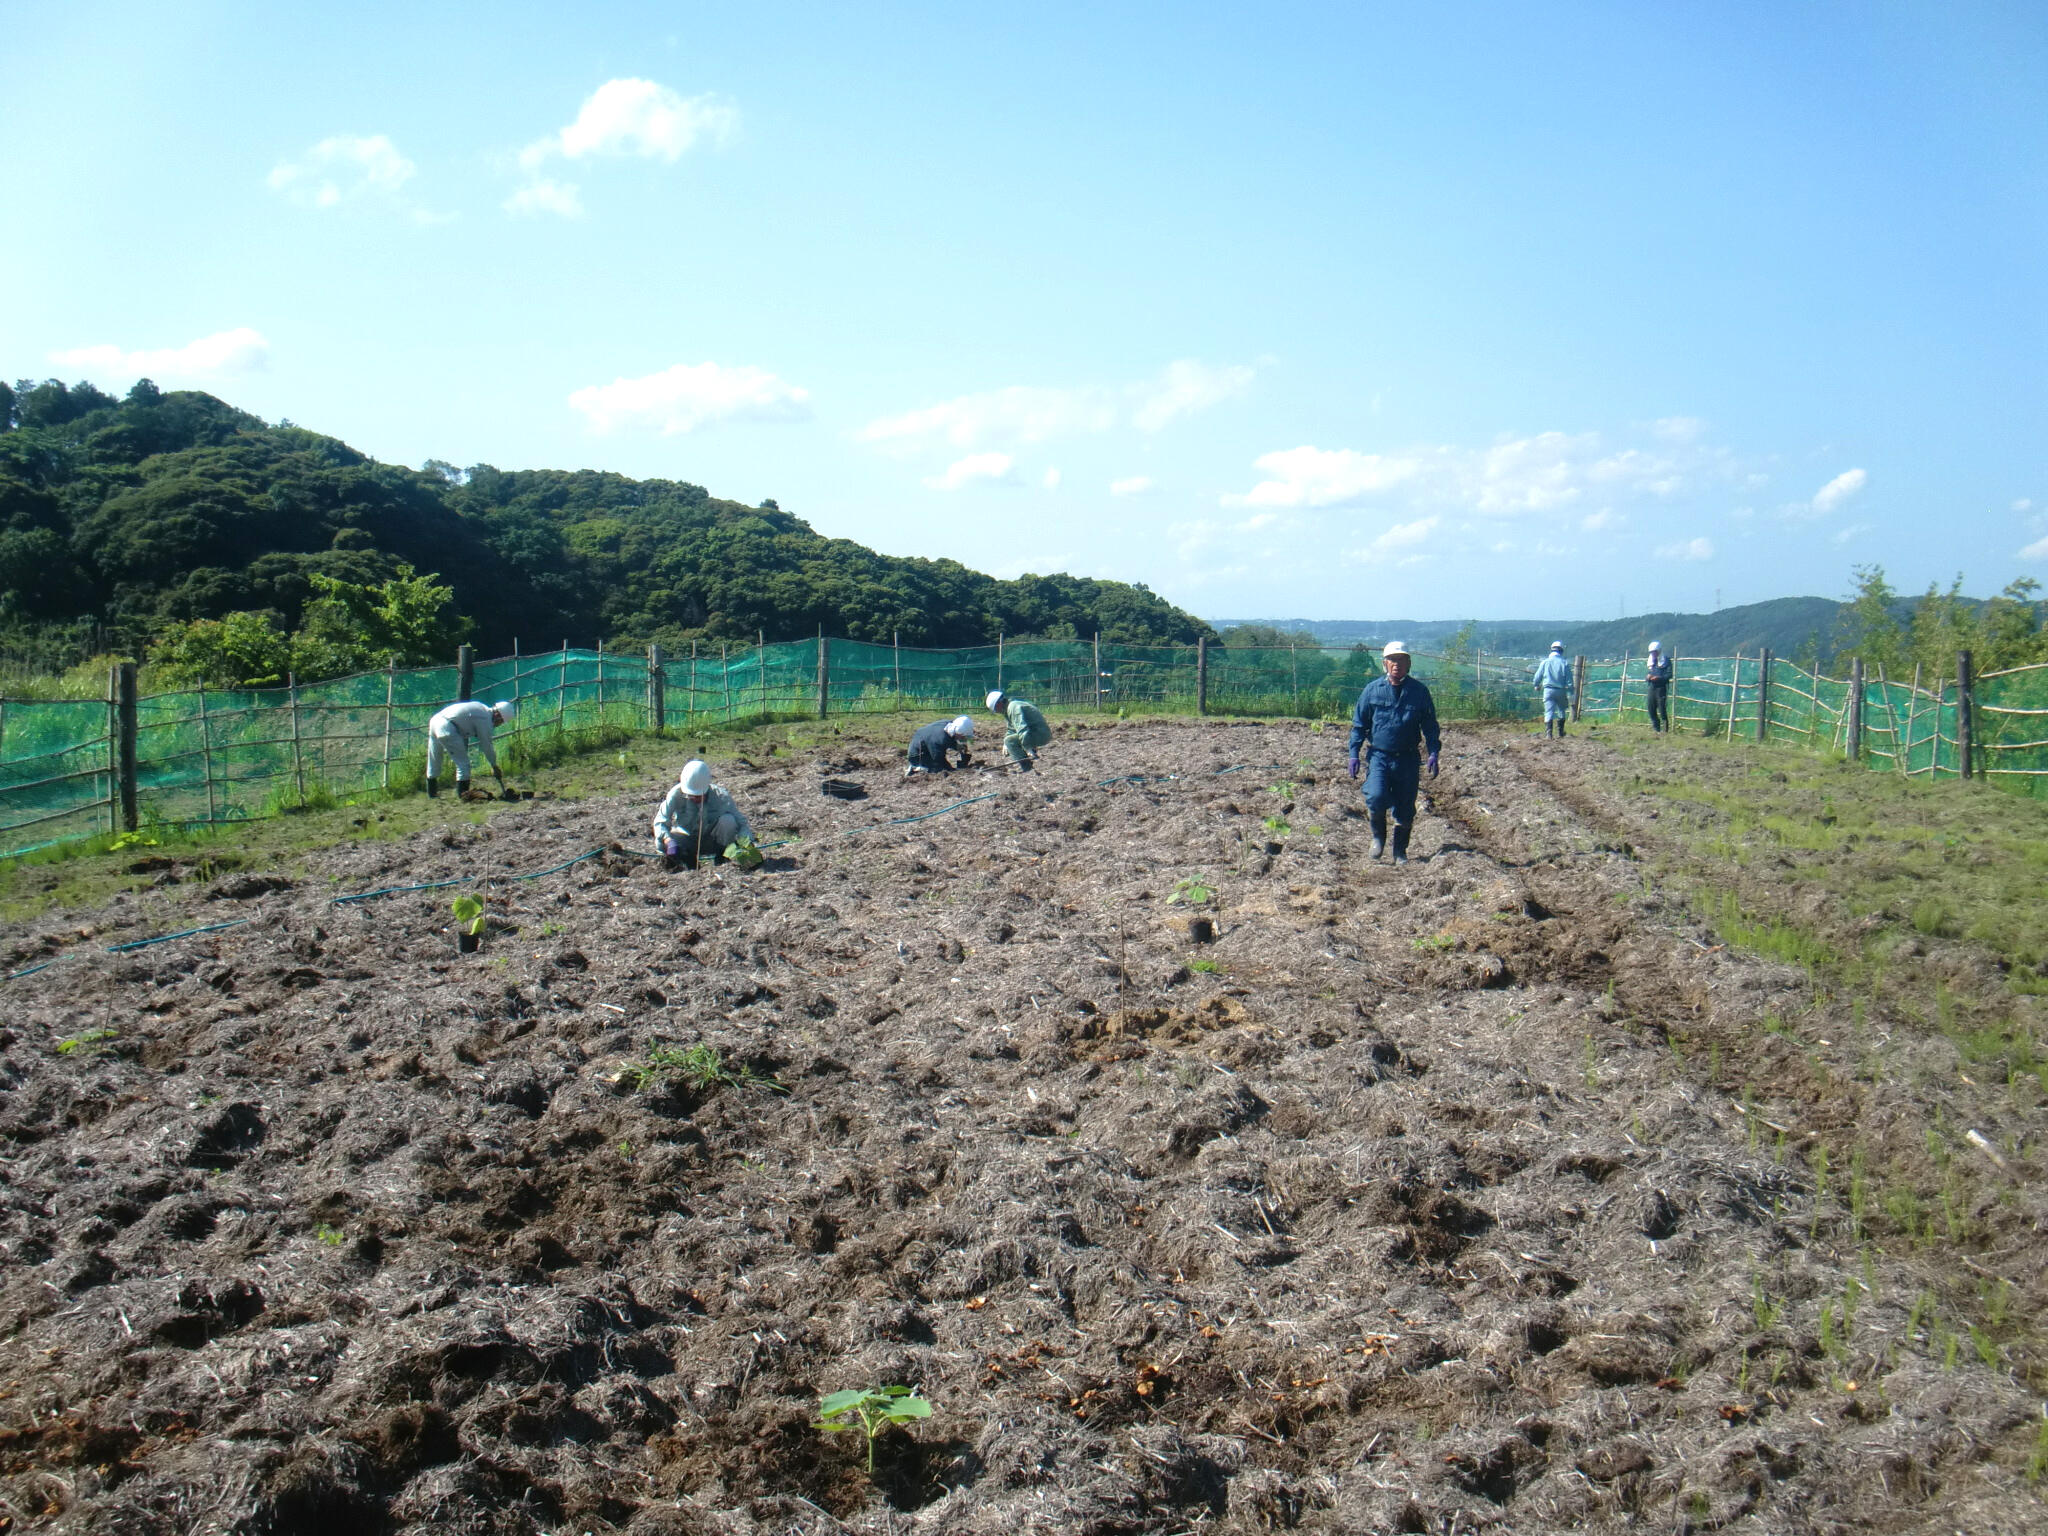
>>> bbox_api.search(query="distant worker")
[1533,641,1573,738]
[987,690,1052,773]
[426,699,513,799]
[1645,641,1673,733]
[652,759,753,870]
[1348,641,1441,866]
[906,715,976,776]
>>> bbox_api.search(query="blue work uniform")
[1348,675,1442,854]
[1533,653,1573,723]
[907,721,968,773]
[1644,652,1673,731]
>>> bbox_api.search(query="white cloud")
[1369,516,1438,555]
[52,326,270,381]
[1655,537,1715,561]
[1227,428,1707,517]
[567,362,810,435]
[1042,467,1062,490]
[925,452,1017,490]
[1580,509,1622,532]
[1110,475,1154,497]
[269,135,415,207]
[860,385,1118,452]
[1650,416,1706,443]
[1832,523,1871,545]
[858,358,1255,455]
[1236,512,1280,532]
[1132,359,1257,432]
[2020,535,2048,561]
[1788,466,1868,519]
[503,178,584,218]
[2014,498,2034,513]
[521,78,736,170]
[1234,445,1422,509]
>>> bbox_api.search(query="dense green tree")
[1837,565,1907,675]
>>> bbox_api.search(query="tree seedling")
[451,894,486,951]
[724,834,766,870]
[1166,877,1215,906]
[55,1029,119,1057]
[817,1385,931,1471]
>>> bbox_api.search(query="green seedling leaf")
[725,834,766,870]
[56,1029,119,1057]
[1166,877,1215,906]
[449,894,486,937]
[818,1386,933,1472]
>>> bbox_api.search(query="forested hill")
[0,378,1214,657]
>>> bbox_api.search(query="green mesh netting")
[6,643,2036,860]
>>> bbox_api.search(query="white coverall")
[651,782,752,856]
[427,701,501,784]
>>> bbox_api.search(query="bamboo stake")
[723,643,732,723]
[288,672,305,805]
[199,683,216,823]
[381,662,394,791]
[1619,648,1631,721]
[1725,652,1741,742]
[1902,662,1924,774]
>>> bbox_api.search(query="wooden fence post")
[558,641,569,741]
[1902,663,1923,774]
[456,643,474,703]
[1847,658,1864,760]
[1619,649,1631,721]
[595,639,606,720]
[1724,652,1741,742]
[1094,633,1103,711]
[723,643,733,723]
[288,671,305,805]
[1756,649,1772,742]
[381,661,394,790]
[894,630,901,698]
[115,661,138,833]
[688,641,698,726]
[1196,638,1209,715]
[757,631,766,718]
[817,633,830,719]
[199,682,216,822]
[648,644,666,734]
[1571,655,1585,721]
[997,630,1005,691]
[1958,649,1975,780]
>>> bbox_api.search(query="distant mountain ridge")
[1213,596,1844,662]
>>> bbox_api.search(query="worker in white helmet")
[1645,641,1673,732]
[1347,641,1441,866]
[906,715,976,776]
[652,759,753,870]
[986,689,1052,772]
[1532,641,1573,738]
[426,699,514,798]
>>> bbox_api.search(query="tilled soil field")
[1,719,2041,1534]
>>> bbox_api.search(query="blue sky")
[8,2,2046,621]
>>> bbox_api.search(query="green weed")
[55,1029,119,1057]
[631,1042,786,1095]
[817,1386,932,1472]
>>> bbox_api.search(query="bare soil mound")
[1,720,2040,1533]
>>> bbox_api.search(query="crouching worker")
[426,699,513,798]
[986,689,1051,772]
[906,715,975,776]
[652,759,753,870]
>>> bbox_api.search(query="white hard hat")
[986,690,1007,710]
[1549,641,1564,652]
[492,700,515,717]
[948,715,975,738]
[1382,640,1411,659]
[678,759,712,795]
[1647,640,1662,651]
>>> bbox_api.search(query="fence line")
[3,637,2043,861]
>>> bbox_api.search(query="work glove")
[1427,751,1439,779]
[1348,753,1361,779]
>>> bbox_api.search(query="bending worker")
[652,759,753,869]
[426,699,513,798]
[906,715,976,776]
[1533,641,1573,738]
[1348,641,1441,866]
[1645,641,1672,733]
[987,689,1052,773]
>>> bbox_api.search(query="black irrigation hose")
[2,918,254,983]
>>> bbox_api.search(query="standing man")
[652,759,753,870]
[1644,641,1673,733]
[987,690,1052,773]
[1533,641,1573,738]
[1348,641,1441,866]
[426,699,513,799]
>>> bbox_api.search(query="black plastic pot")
[456,929,482,954]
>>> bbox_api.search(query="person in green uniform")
[986,689,1052,772]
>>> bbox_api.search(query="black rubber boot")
[455,779,471,799]
[426,779,439,798]
[1391,825,1411,865]
[1368,812,1387,859]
